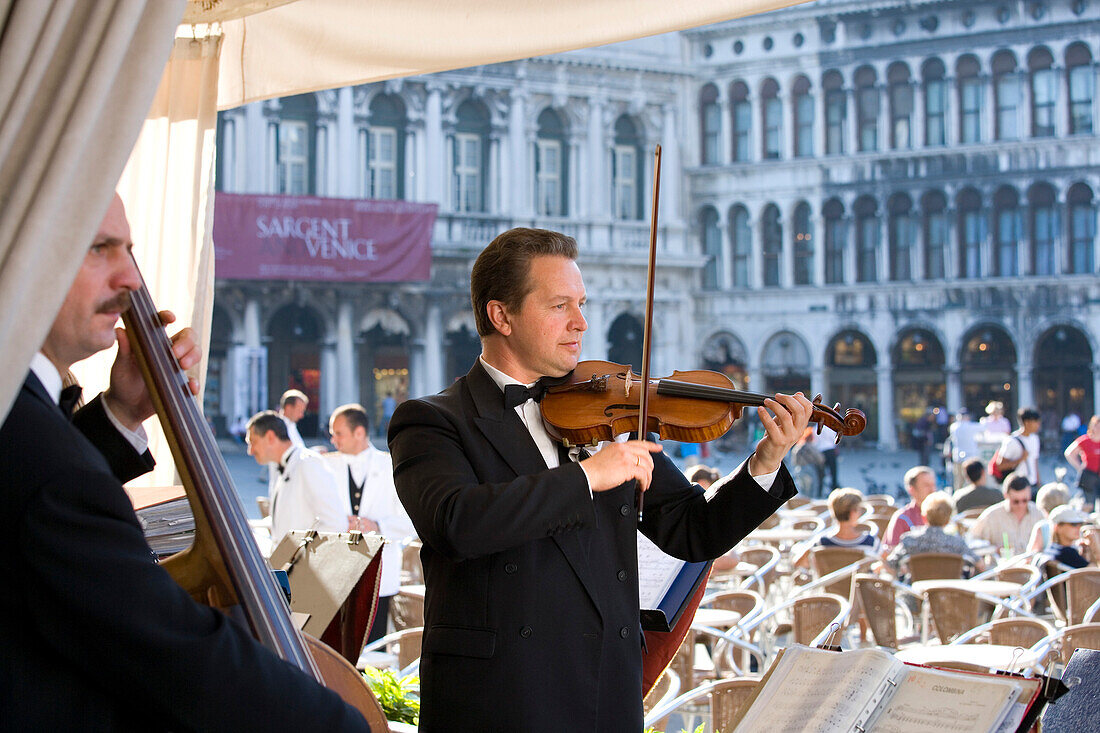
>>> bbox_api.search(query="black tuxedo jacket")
[388,361,794,732]
[0,372,370,732]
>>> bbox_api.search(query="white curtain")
[72,31,223,488]
[0,0,185,422]
[206,0,805,109]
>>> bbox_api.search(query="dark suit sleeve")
[638,442,797,562]
[4,389,372,732]
[389,397,594,561]
[72,393,155,483]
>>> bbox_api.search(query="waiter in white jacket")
[246,411,346,546]
[325,403,416,643]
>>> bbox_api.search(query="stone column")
[844,213,858,284]
[661,105,681,225]
[337,87,356,196]
[750,89,764,161]
[488,132,501,215]
[943,74,957,147]
[912,81,925,149]
[568,134,582,219]
[945,366,962,414]
[320,337,337,425]
[781,204,795,288]
[813,211,826,285]
[408,338,426,399]
[335,300,356,405]
[813,82,827,157]
[715,86,730,163]
[1017,359,1034,412]
[779,91,794,160]
[1018,71,1033,139]
[425,302,445,396]
[879,212,891,282]
[1054,64,1070,138]
[583,302,608,362]
[1093,364,1100,418]
[588,96,608,218]
[846,83,860,155]
[811,366,827,404]
[982,73,996,143]
[244,102,267,192]
[425,83,445,206]
[945,203,959,279]
[747,214,761,290]
[876,364,897,449]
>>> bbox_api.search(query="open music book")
[733,645,1041,733]
[637,532,711,632]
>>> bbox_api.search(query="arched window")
[1067,44,1094,135]
[922,191,947,279]
[454,99,490,212]
[761,78,782,159]
[1029,47,1056,137]
[823,70,846,155]
[730,81,751,162]
[730,205,751,287]
[823,198,846,284]
[699,206,721,290]
[888,193,914,280]
[957,188,984,278]
[762,204,782,286]
[1028,182,1057,275]
[993,51,1020,140]
[923,58,946,146]
[793,76,814,157]
[612,115,643,220]
[855,66,879,152]
[957,55,982,144]
[1068,183,1096,274]
[888,63,913,149]
[536,108,568,216]
[993,186,1021,276]
[855,196,879,282]
[700,84,720,165]
[277,94,317,195]
[365,93,407,200]
[793,202,813,285]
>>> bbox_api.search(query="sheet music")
[734,646,902,732]
[637,532,683,609]
[872,667,1020,733]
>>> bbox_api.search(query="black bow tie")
[503,375,570,410]
[58,384,82,419]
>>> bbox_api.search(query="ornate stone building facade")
[685,0,1100,447]
[212,1,1100,448]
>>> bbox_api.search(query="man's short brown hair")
[331,403,370,434]
[280,389,308,409]
[470,228,578,337]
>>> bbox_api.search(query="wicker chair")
[996,564,1041,594]
[791,594,851,646]
[950,617,1055,649]
[400,539,423,585]
[644,678,762,733]
[757,512,782,529]
[853,574,920,650]
[1052,622,1100,665]
[864,514,894,540]
[643,667,680,717]
[738,545,781,597]
[907,552,966,582]
[1021,566,1100,626]
[358,627,423,675]
[923,586,1031,644]
[809,546,868,598]
[390,588,424,630]
[786,496,813,510]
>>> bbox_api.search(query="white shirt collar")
[280,444,298,468]
[479,355,535,392]
[29,352,63,403]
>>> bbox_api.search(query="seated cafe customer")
[886,493,983,576]
[1044,505,1094,569]
[793,487,879,568]
[1026,482,1072,553]
[968,472,1043,557]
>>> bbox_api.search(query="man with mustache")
[0,194,372,731]
[388,227,811,731]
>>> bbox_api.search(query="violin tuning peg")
[832,402,841,413]
[816,423,823,435]
[812,394,823,405]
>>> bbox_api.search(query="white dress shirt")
[269,445,346,546]
[323,445,416,597]
[30,352,148,454]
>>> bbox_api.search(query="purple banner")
[214,193,436,282]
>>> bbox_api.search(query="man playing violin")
[388,227,812,732]
[0,194,372,731]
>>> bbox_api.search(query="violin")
[540,359,867,447]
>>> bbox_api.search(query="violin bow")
[636,144,661,522]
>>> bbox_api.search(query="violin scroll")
[810,394,867,440]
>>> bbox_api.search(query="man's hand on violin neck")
[583,440,663,493]
[749,392,814,477]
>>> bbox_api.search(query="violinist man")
[388,227,811,731]
[0,193,371,731]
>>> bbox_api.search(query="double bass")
[121,270,388,728]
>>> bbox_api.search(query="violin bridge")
[623,371,632,398]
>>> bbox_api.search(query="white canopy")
[0,0,802,453]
